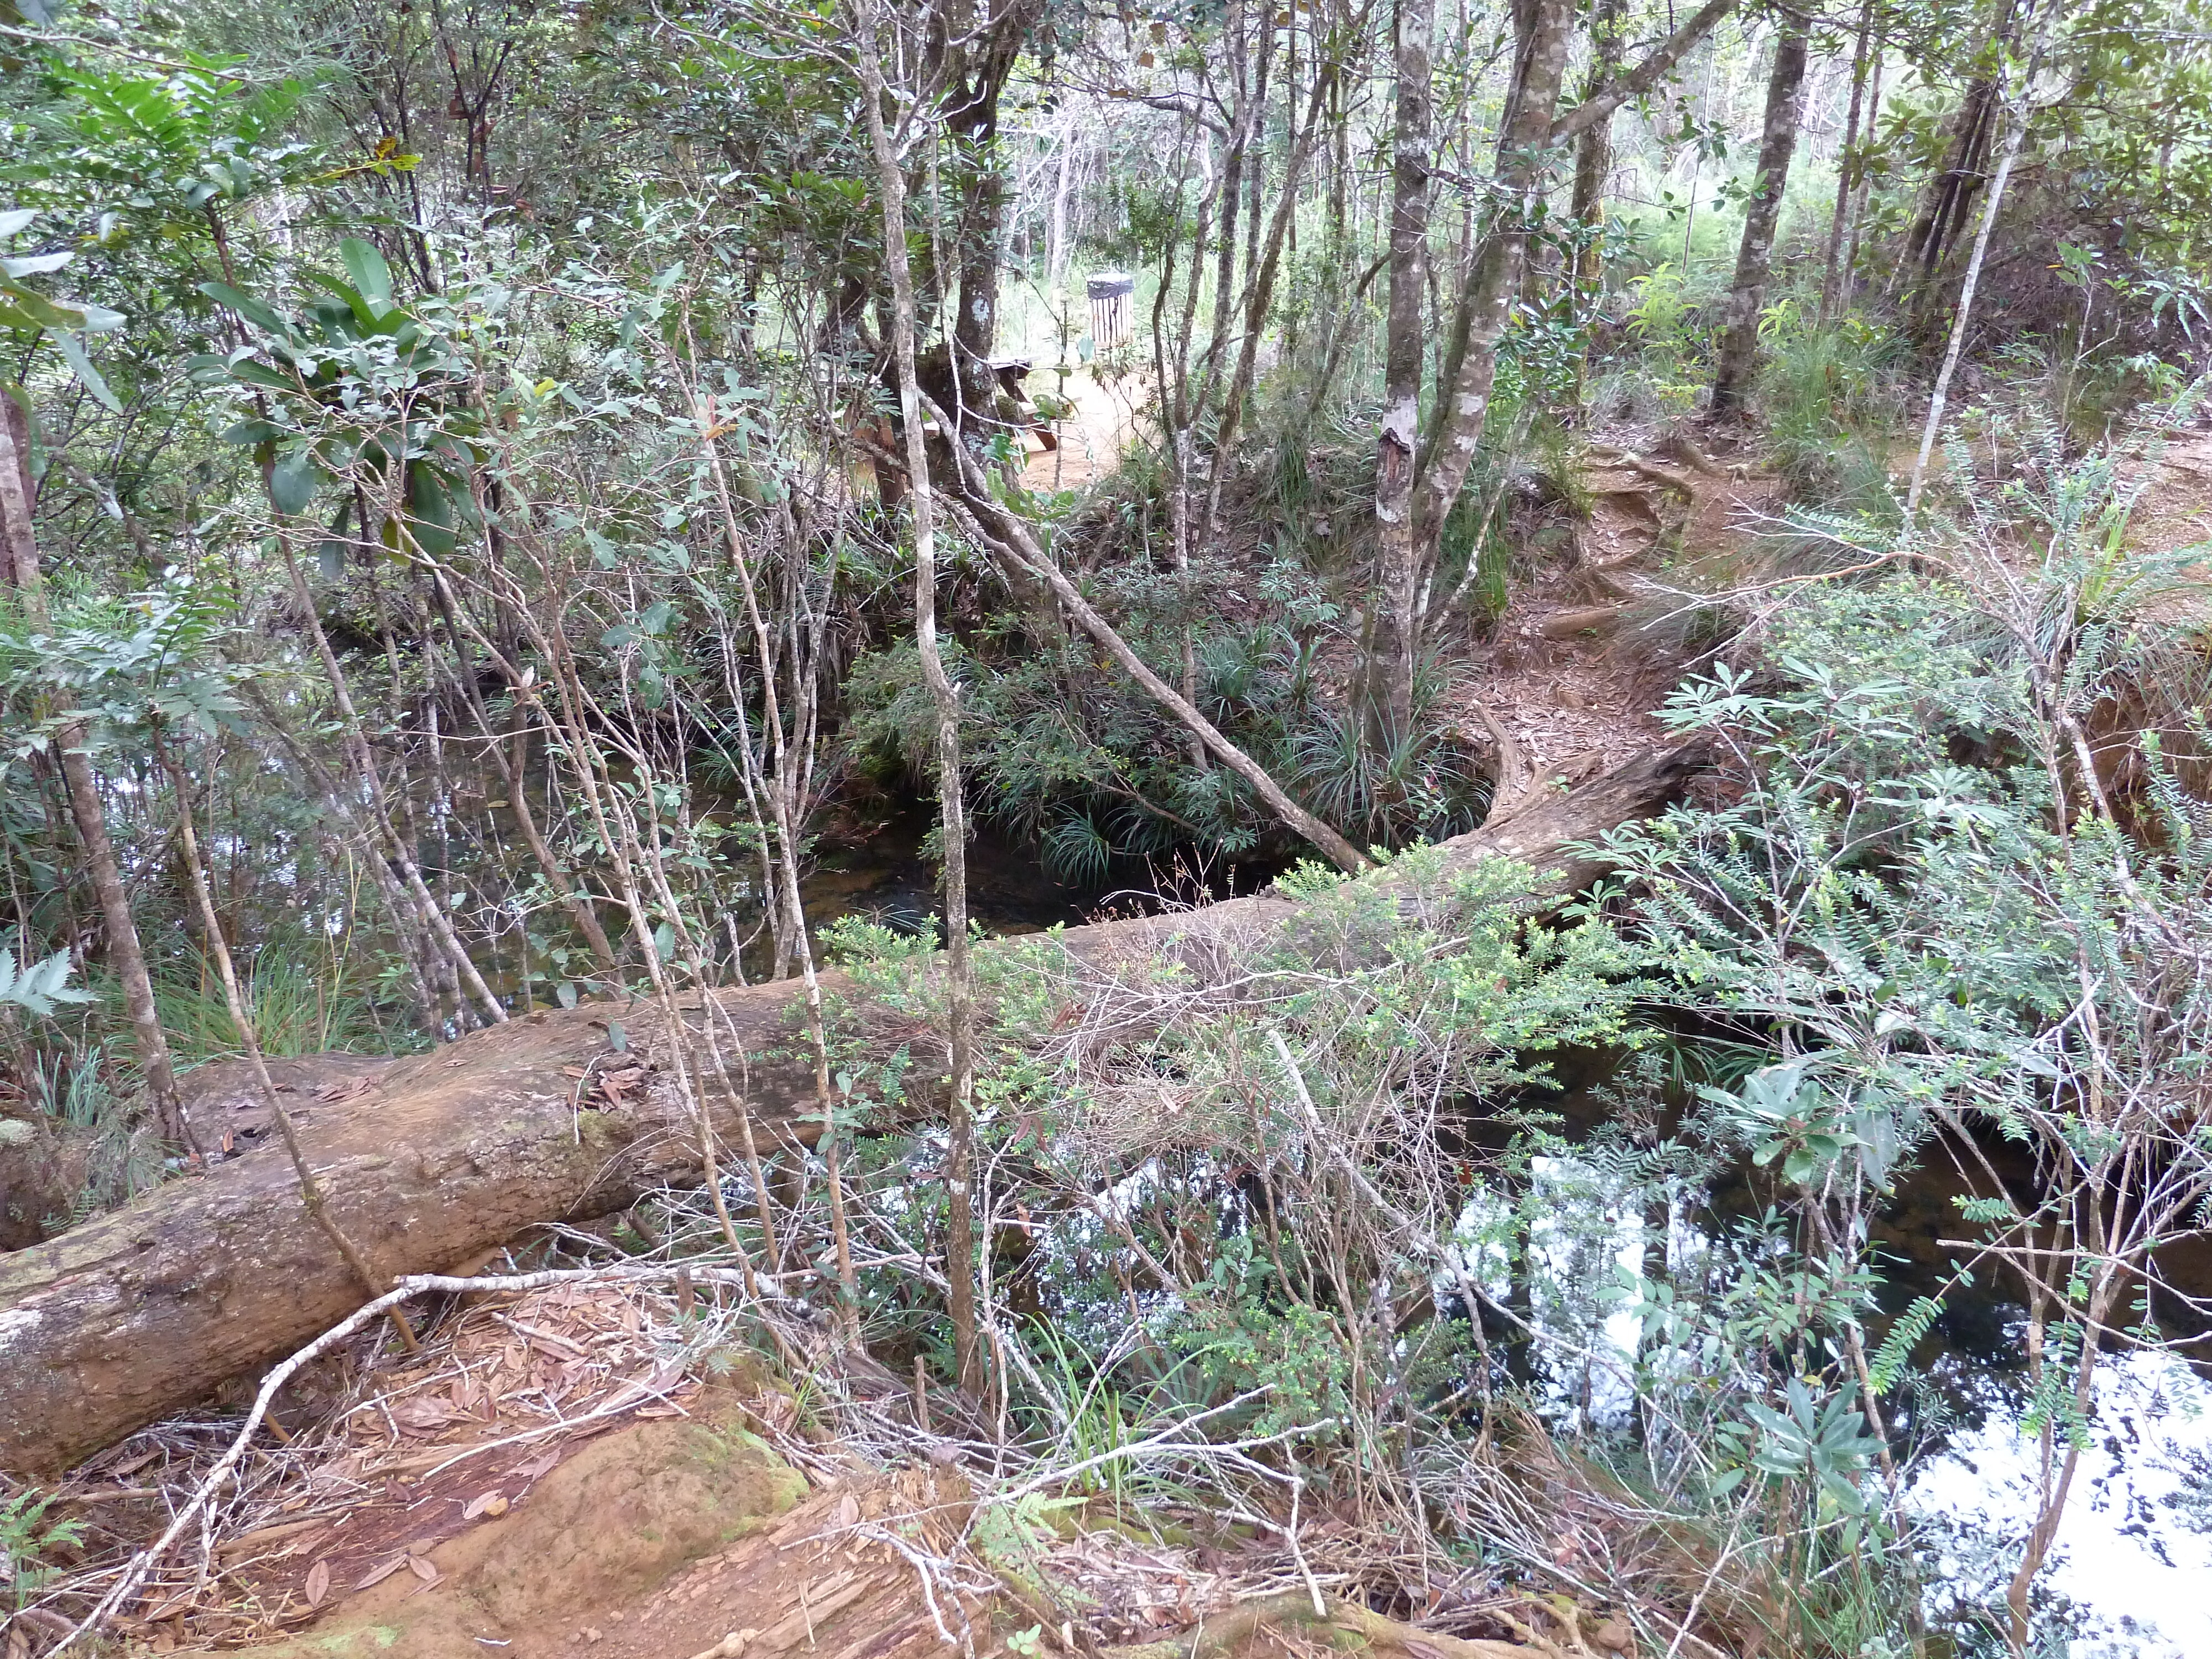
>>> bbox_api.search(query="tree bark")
[1197,0,1366,548]
[1567,0,1626,370]
[0,742,1705,1476]
[1710,10,1811,418]
[1416,0,1573,549]
[1838,51,1885,315]
[1818,0,1876,320]
[1412,0,1743,561]
[0,397,189,1148]
[1907,0,2054,524]
[1369,0,1438,746]
[860,0,983,1395]
[942,0,1046,432]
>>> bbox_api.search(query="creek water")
[800,800,1287,942]
[795,823,2212,1652]
[1495,1134,2212,1657]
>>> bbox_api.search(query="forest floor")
[2121,423,2212,568]
[1445,431,1775,817]
[1021,367,1147,493]
[85,1277,1567,1659]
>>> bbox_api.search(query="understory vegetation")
[3,0,2212,1653]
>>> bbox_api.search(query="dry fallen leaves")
[303,1559,331,1609]
[356,1556,409,1591]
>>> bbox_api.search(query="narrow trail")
[1444,434,1782,820]
[1019,368,1146,494]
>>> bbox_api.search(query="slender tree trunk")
[1897,18,2008,309]
[945,0,1045,434]
[858,0,982,1396]
[1414,0,1741,563]
[1165,115,1218,768]
[1711,10,1811,418]
[1369,0,1437,746]
[1818,0,1876,320]
[1245,14,1273,293]
[928,421,1370,873]
[1838,51,1885,314]
[1567,0,1626,395]
[1416,0,1573,546]
[425,571,621,976]
[1206,0,1252,390]
[1198,0,1365,548]
[0,398,190,1147]
[1906,0,2052,524]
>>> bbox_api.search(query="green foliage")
[1737,1376,1885,1516]
[189,237,487,559]
[843,540,1486,874]
[0,938,92,1018]
[1867,1296,1944,1392]
[0,207,125,408]
[1,1487,86,1610]
[154,950,383,1061]
[0,575,250,758]
[1754,309,1907,507]
[1619,260,1708,416]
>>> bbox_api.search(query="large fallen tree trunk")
[0,744,1700,1475]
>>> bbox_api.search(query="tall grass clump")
[154,949,384,1062]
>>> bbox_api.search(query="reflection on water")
[803,801,1288,941]
[1911,1347,2212,1658]
[1452,1146,2212,1653]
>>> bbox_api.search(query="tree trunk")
[0,398,189,1149]
[860,0,983,1395]
[1837,52,1885,315]
[1906,0,2054,524]
[0,742,1704,1477]
[1567,0,1626,393]
[1710,11,1811,418]
[1897,31,2006,310]
[1369,0,1438,747]
[1818,0,1876,320]
[1416,0,1574,548]
[943,0,1046,432]
[1197,1,1358,549]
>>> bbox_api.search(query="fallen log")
[0,744,1702,1476]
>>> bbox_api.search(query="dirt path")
[2122,426,2212,564]
[1451,440,1779,818]
[1020,368,1144,493]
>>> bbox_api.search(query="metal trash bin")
[1087,271,1135,351]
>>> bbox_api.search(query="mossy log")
[0,744,1702,1476]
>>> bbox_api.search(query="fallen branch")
[911,400,1370,875]
[50,1262,769,1653]
[2,743,1703,1476]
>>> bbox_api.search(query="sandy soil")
[1020,368,1147,494]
